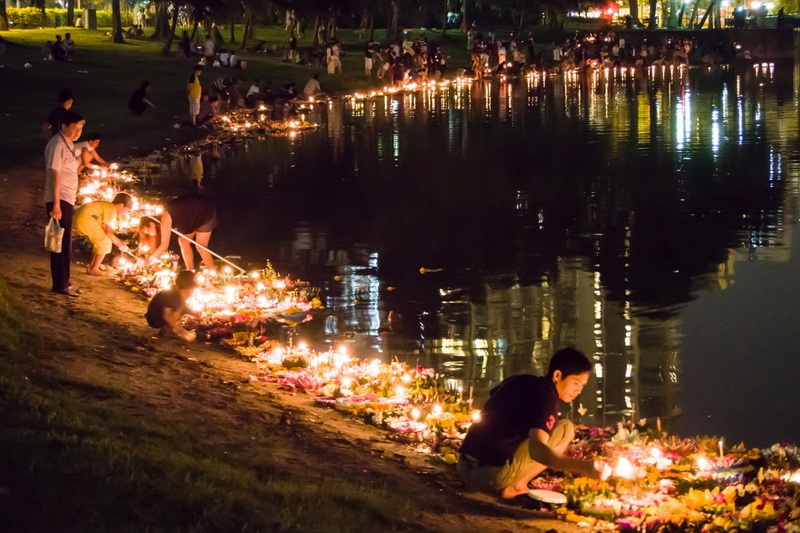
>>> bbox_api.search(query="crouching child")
[145,270,200,341]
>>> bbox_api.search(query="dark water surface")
[159,64,800,447]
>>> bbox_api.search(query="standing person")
[326,41,342,74]
[145,270,199,341]
[179,30,192,59]
[43,88,75,139]
[128,80,156,116]
[44,111,85,297]
[458,347,602,501]
[149,193,217,271]
[73,193,132,275]
[187,64,203,127]
[74,132,111,174]
[364,40,376,76]
[203,34,216,65]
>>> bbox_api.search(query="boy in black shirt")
[145,270,199,341]
[458,347,601,499]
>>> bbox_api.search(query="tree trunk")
[389,0,399,41]
[162,5,180,54]
[240,10,253,51]
[112,0,124,43]
[0,2,9,30]
[326,15,337,40]
[190,17,200,41]
[648,0,657,27]
[441,0,448,35]
[515,0,525,38]
[548,7,564,37]
[311,14,321,46]
[66,0,74,27]
[667,0,678,28]
[696,0,715,28]
[369,11,375,41]
[229,19,236,44]
[152,2,171,39]
[629,0,640,27]
[688,0,700,27]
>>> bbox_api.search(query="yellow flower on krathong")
[646,466,661,485]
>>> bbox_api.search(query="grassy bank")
[0,276,423,532]
[0,26,471,170]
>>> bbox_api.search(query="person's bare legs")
[193,231,215,270]
[499,420,575,499]
[177,234,196,271]
[500,463,548,499]
[86,253,109,275]
[159,308,197,341]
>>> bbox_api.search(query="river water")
[157,64,800,447]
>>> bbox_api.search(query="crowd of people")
[41,86,217,341]
[41,33,76,61]
[460,28,727,79]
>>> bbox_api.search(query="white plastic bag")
[44,217,64,253]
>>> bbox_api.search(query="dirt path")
[0,162,579,533]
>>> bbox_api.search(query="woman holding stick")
[149,193,217,271]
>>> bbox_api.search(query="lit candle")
[718,438,724,458]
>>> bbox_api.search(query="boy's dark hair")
[112,192,132,208]
[61,110,84,126]
[175,270,198,290]
[193,64,204,72]
[87,132,101,141]
[546,347,592,379]
[58,88,74,103]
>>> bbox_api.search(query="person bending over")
[458,347,601,500]
[149,193,217,271]
[75,132,110,174]
[73,193,133,275]
[145,270,199,341]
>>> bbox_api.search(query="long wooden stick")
[145,216,246,273]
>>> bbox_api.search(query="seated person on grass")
[145,270,200,342]
[73,193,133,275]
[458,347,603,504]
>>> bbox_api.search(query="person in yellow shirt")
[73,193,133,275]
[187,64,203,126]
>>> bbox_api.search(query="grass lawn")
[0,26,471,170]
[0,274,428,532]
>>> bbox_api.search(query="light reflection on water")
[160,65,800,447]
